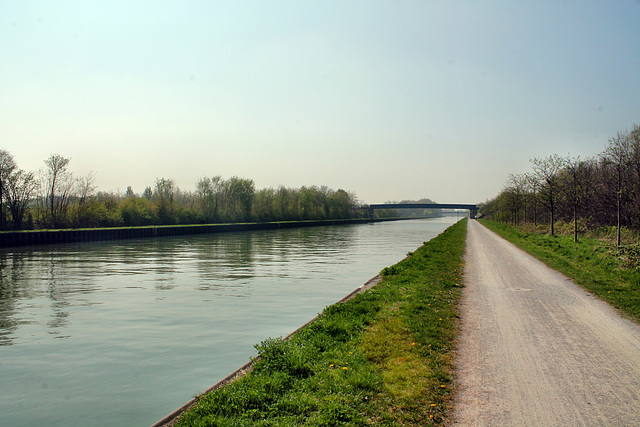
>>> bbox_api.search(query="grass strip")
[480,219,640,322]
[173,219,467,426]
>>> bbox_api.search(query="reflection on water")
[0,218,457,426]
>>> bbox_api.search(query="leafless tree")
[531,154,566,236]
[5,169,38,229]
[41,154,75,228]
[626,124,640,225]
[524,172,540,225]
[562,156,594,242]
[507,173,528,226]
[0,150,17,229]
[605,131,631,246]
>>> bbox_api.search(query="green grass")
[173,219,467,427]
[480,219,640,322]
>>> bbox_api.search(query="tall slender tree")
[42,154,75,228]
[507,173,527,226]
[626,124,640,226]
[0,150,17,229]
[562,156,593,242]
[524,172,540,225]
[605,131,631,246]
[530,154,566,236]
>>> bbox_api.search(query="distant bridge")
[368,203,478,219]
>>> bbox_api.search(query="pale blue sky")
[2,1,639,204]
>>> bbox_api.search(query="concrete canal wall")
[0,218,389,248]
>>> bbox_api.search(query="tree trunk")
[617,191,622,246]
[573,205,578,243]
[550,196,555,236]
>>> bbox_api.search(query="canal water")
[0,217,458,426]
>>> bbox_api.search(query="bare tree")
[507,173,527,226]
[42,154,75,228]
[0,150,17,229]
[605,131,631,246]
[626,124,640,226]
[531,154,566,236]
[5,169,38,229]
[562,156,593,242]
[482,122,640,236]
[524,172,540,225]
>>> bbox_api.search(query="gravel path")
[452,220,640,426]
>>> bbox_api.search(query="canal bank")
[0,218,440,248]
[152,274,383,427]
[0,217,459,426]
[155,219,467,426]
[0,218,419,248]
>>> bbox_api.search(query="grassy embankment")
[480,219,640,322]
[173,219,467,427]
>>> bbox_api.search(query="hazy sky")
[3,1,640,204]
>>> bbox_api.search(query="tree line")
[0,151,359,230]
[374,198,441,218]
[480,122,640,245]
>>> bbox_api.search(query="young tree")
[626,124,640,226]
[561,156,593,242]
[531,154,566,236]
[506,173,527,226]
[524,172,540,225]
[605,131,631,246]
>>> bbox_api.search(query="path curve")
[452,220,640,426]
